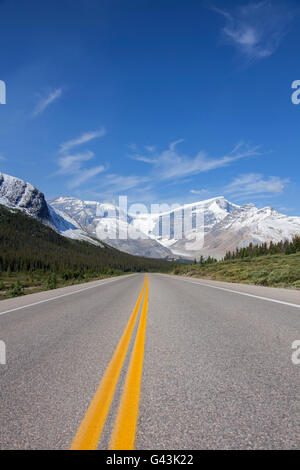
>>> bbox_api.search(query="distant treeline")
[0,205,173,276]
[193,255,218,265]
[224,235,300,261]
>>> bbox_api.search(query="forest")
[0,204,173,298]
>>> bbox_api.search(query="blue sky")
[0,0,299,214]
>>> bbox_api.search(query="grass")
[0,270,125,301]
[0,203,173,301]
[173,252,300,289]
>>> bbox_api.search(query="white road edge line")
[0,274,138,317]
[159,274,300,309]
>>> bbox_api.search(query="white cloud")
[128,143,138,152]
[69,166,106,189]
[130,154,157,164]
[131,140,261,180]
[101,174,150,192]
[224,173,289,196]
[0,153,5,161]
[144,145,156,153]
[190,189,208,195]
[32,88,62,117]
[57,150,95,175]
[56,150,106,188]
[59,127,106,154]
[56,127,107,187]
[213,1,293,60]
[82,175,152,204]
[278,206,295,212]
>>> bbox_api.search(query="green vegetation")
[0,204,173,299]
[1,203,298,298]
[224,236,300,260]
[8,280,24,298]
[174,236,300,289]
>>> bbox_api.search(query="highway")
[0,273,299,450]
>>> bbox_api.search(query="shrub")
[249,270,269,285]
[267,269,290,285]
[8,281,24,298]
[46,273,57,290]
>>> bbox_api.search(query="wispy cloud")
[130,140,261,180]
[212,1,294,61]
[127,143,138,152]
[82,175,152,204]
[59,127,106,154]
[100,174,150,192]
[69,166,106,189]
[0,153,5,161]
[278,206,295,213]
[190,189,208,195]
[56,150,106,188]
[57,150,95,175]
[224,173,289,197]
[131,154,157,164]
[144,145,156,153]
[32,88,62,117]
[56,126,107,188]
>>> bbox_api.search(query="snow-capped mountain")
[1,172,300,259]
[51,195,300,259]
[50,197,173,259]
[0,172,50,220]
[0,172,101,246]
[133,196,300,259]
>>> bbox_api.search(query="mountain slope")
[51,195,300,259]
[173,236,300,289]
[0,172,101,246]
[133,197,300,259]
[0,203,173,276]
[50,197,174,259]
[0,172,50,220]
[1,172,300,260]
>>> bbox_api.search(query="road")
[0,273,299,450]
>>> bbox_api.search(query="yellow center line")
[109,275,149,450]
[70,275,147,450]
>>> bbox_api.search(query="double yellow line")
[70,274,149,450]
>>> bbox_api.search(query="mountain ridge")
[50,196,174,259]
[0,172,102,247]
[52,195,300,259]
[1,171,300,259]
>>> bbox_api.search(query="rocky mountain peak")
[0,172,50,220]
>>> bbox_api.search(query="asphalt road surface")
[0,273,299,450]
